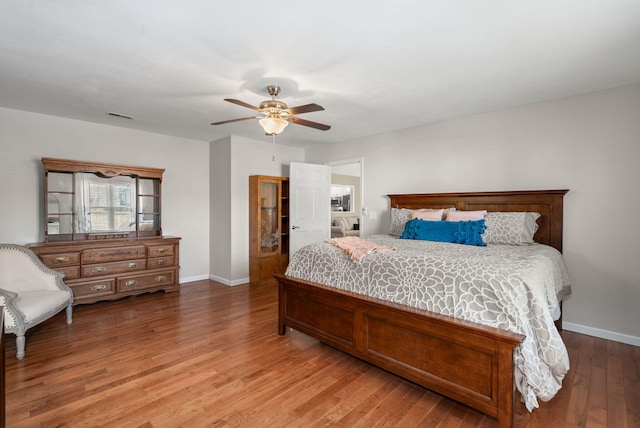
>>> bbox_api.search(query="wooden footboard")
[276,274,524,428]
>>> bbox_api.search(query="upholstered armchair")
[0,244,73,359]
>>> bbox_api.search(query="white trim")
[209,274,249,287]
[179,274,209,284]
[564,322,640,347]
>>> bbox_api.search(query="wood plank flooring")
[4,280,639,427]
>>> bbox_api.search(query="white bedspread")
[285,234,572,411]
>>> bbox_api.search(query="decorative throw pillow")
[401,219,487,246]
[483,212,540,245]
[390,208,414,236]
[411,209,444,221]
[336,218,349,230]
[390,207,455,236]
[445,210,487,221]
[422,207,456,218]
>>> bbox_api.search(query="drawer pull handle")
[127,262,138,268]
[155,248,167,254]
[155,275,167,282]
[156,259,167,265]
[125,280,138,286]
[53,257,70,264]
[91,284,107,291]
[92,267,107,273]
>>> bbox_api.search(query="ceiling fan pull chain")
[272,134,276,162]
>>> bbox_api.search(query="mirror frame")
[42,157,165,242]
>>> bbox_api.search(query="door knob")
[291,226,300,229]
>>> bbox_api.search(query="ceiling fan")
[211,85,331,135]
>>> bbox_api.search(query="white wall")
[305,83,640,345]
[0,107,210,282]
[210,136,233,282]
[209,135,304,285]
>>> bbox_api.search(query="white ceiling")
[1,1,639,148]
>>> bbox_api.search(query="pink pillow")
[445,210,487,221]
[412,209,444,221]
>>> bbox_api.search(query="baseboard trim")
[564,322,640,347]
[208,274,249,287]
[179,274,209,284]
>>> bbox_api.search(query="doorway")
[326,159,363,237]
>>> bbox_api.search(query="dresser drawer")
[118,270,175,292]
[82,259,147,277]
[69,278,116,299]
[148,256,176,269]
[82,246,146,264]
[29,236,181,305]
[53,266,80,280]
[148,244,175,258]
[40,252,80,268]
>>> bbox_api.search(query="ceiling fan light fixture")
[211,85,330,133]
[259,116,289,135]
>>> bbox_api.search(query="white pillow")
[483,212,540,245]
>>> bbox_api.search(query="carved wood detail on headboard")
[387,189,569,252]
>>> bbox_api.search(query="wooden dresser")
[29,237,180,305]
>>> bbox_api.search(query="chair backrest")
[0,244,60,293]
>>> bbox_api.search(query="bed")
[275,189,570,428]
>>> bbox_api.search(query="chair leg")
[16,334,25,360]
[66,305,73,325]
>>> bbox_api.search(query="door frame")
[325,158,364,236]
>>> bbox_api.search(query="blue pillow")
[400,219,487,246]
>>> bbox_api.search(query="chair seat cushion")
[4,290,71,329]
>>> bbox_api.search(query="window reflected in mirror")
[76,173,136,232]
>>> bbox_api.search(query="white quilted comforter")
[285,234,572,411]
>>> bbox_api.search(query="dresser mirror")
[43,158,164,242]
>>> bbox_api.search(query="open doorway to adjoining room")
[326,159,363,238]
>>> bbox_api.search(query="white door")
[289,162,331,257]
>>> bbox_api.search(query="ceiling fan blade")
[291,116,331,131]
[224,99,261,111]
[285,103,325,115]
[211,116,258,125]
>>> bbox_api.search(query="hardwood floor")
[4,280,639,427]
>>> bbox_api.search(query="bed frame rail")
[276,274,524,428]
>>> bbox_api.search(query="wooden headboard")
[387,189,569,252]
